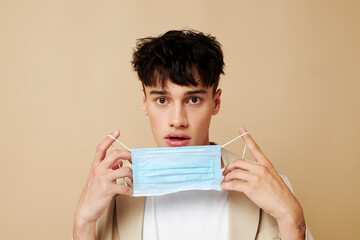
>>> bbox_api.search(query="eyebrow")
[149,90,170,95]
[185,90,207,95]
[149,89,208,95]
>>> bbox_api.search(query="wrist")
[276,202,306,240]
[73,215,97,240]
[277,219,306,240]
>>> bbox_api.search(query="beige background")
[0,0,359,239]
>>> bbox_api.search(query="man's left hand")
[221,127,306,240]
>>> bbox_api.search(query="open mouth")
[168,137,189,140]
[165,134,191,147]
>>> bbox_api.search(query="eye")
[156,98,167,105]
[188,97,200,104]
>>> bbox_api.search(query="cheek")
[148,114,162,129]
[148,109,167,135]
[189,107,213,131]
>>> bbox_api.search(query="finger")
[112,184,133,196]
[107,166,133,181]
[223,158,256,176]
[223,169,254,182]
[111,160,123,170]
[102,149,132,169]
[94,130,120,165]
[238,127,268,164]
[221,181,247,192]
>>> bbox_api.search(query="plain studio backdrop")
[0,0,359,239]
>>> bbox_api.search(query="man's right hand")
[73,130,133,240]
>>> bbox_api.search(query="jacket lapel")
[116,195,146,240]
[228,191,260,240]
[222,148,260,240]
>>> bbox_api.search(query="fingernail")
[239,127,248,134]
[111,130,119,137]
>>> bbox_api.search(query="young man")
[73,30,313,240]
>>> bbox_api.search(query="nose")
[169,102,188,128]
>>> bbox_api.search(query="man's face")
[141,80,221,147]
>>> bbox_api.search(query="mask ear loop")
[107,135,132,187]
[108,135,131,151]
[221,132,249,159]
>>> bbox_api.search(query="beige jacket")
[96,148,313,240]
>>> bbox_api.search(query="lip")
[165,132,191,147]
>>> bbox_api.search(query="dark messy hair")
[131,30,225,95]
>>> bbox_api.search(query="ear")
[141,89,148,115]
[212,88,222,115]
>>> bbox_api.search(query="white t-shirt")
[143,169,228,240]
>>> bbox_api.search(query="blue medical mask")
[132,145,221,196]
[109,132,249,197]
